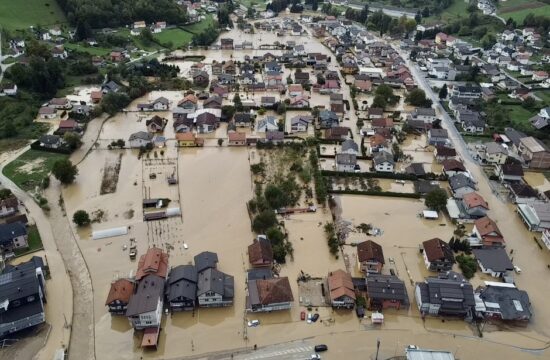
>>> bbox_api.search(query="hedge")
[328,189,421,199]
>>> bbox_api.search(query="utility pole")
[375,338,380,360]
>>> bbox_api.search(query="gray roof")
[234,113,252,123]
[366,275,409,304]
[473,248,513,273]
[125,274,165,316]
[478,285,531,321]
[0,221,27,245]
[406,349,455,360]
[129,131,153,141]
[194,251,218,273]
[341,139,359,153]
[196,268,234,298]
[0,256,44,303]
[373,151,394,165]
[449,173,476,191]
[504,127,527,146]
[429,128,448,138]
[247,268,273,281]
[153,97,169,105]
[335,153,357,165]
[165,265,197,302]
[414,180,440,195]
[485,142,507,155]
[417,271,475,315]
[405,163,426,176]
[413,108,436,117]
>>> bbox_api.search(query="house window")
[27,296,35,302]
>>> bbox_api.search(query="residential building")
[366,274,409,311]
[0,256,47,336]
[373,151,395,173]
[428,129,449,146]
[135,247,169,281]
[248,236,273,268]
[496,163,524,183]
[449,173,476,199]
[165,265,197,311]
[483,142,508,164]
[477,282,531,322]
[508,183,538,204]
[411,108,437,123]
[335,153,357,172]
[341,139,359,156]
[371,118,394,129]
[406,348,455,360]
[128,131,154,148]
[0,221,28,250]
[422,238,455,272]
[228,132,247,146]
[327,270,355,309]
[473,216,505,247]
[325,127,350,141]
[176,132,203,147]
[234,113,253,128]
[38,135,63,149]
[319,110,339,128]
[126,274,164,330]
[290,115,312,133]
[266,131,284,144]
[145,116,167,133]
[517,202,550,232]
[0,196,19,218]
[405,163,426,177]
[257,116,279,132]
[38,106,57,119]
[518,137,550,169]
[472,248,513,278]
[367,107,384,119]
[356,240,384,274]
[247,277,293,312]
[105,279,135,315]
[434,146,457,162]
[461,192,489,219]
[197,268,234,307]
[415,271,475,318]
[442,159,466,177]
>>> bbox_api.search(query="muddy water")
[523,171,550,192]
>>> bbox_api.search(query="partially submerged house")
[476,282,531,322]
[472,248,513,278]
[135,247,169,281]
[473,216,505,247]
[105,279,135,315]
[0,221,28,251]
[327,269,355,309]
[165,265,198,312]
[356,240,384,274]
[248,235,273,268]
[247,277,293,312]
[126,274,165,330]
[366,274,409,310]
[421,238,455,272]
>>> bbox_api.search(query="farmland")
[153,28,194,48]
[498,0,550,23]
[0,0,66,30]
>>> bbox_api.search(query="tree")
[415,10,422,24]
[52,159,78,185]
[405,88,432,107]
[438,84,448,99]
[140,28,154,44]
[101,92,131,115]
[75,20,92,41]
[425,188,448,212]
[276,102,286,115]
[522,96,536,109]
[264,184,287,209]
[73,210,91,227]
[312,0,318,11]
[0,189,13,200]
[371,94,387,109]
[252,210,278,233]
[63,132,82,150]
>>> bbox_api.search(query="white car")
[247,320,260,327]
[514,266,522,274]
[311,354,321,359]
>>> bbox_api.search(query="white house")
[125,275,164,330]
[373,151,395,173]
[257,116,279,132]
[128,131,154,148]
[38,106,57,119]
[335,153,357,172]
[290,115,311,133]
[341,139,359,156]
[197,268,234,307]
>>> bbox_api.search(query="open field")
[182,15,215,34]
[2,150,67,192]
[498,0,550,22]
[503,104,537,132]
[0,0,66,30]
[153,28,194,48]
[64,43,112,56]
[425,0,470,24]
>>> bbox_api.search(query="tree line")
[56,0,188,28]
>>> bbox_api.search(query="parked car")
[514,266,522,274]
[311,313,320,322]
[314,344,328,352]
[311,354,321,359]
[355,306,365,318]
[247,320,260,327]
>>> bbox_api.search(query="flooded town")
[0,1,550,360]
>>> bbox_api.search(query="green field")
[503,104,537,132]
[535,91,550,104]
[153,28,194,48]
[0,0,66,30]
[3,150,68,192]
[182,15,215,34]
[498,0,550,23]
[64,43,112,56]
[15,225,44,256]
[425,0,470,24]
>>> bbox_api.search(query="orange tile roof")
[136,247,169,280]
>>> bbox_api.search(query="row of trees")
[56,0,188,28]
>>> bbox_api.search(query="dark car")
[355,306,365,318]
[314,344,328,352]
[311,313,320,322]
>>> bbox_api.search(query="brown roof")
[256,277,294,304]
[462,192,489,210]
[501,163,524,176]
[178,94,197,105]
[248,238,273,266]
[91,91,103,100]
[0,196,19,209]
[372,118,394,128]
[422,238,453,262]
[176,132,196,141]
[354,79,372,91]
[370,134,387,147]
[357,240,384,264]
[105,278,135,305]
[328,269,356,301]
[136,247,169,281]
[49,97,68,106]
[474,216,503,238]
[442,159,466,172]
[59,119,78,129]
[435,146,456,157]
[229,132,246,142]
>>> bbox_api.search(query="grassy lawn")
[503,104,536,132]
[425,0,470,24]
[497,0,550,23]
[183,15,215,34]
[64,43,112,56]
[0,0,66,30]
[3,150,68,192]
[535,91,550,104]
[15,225,44,256]
[153,28,194,48]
